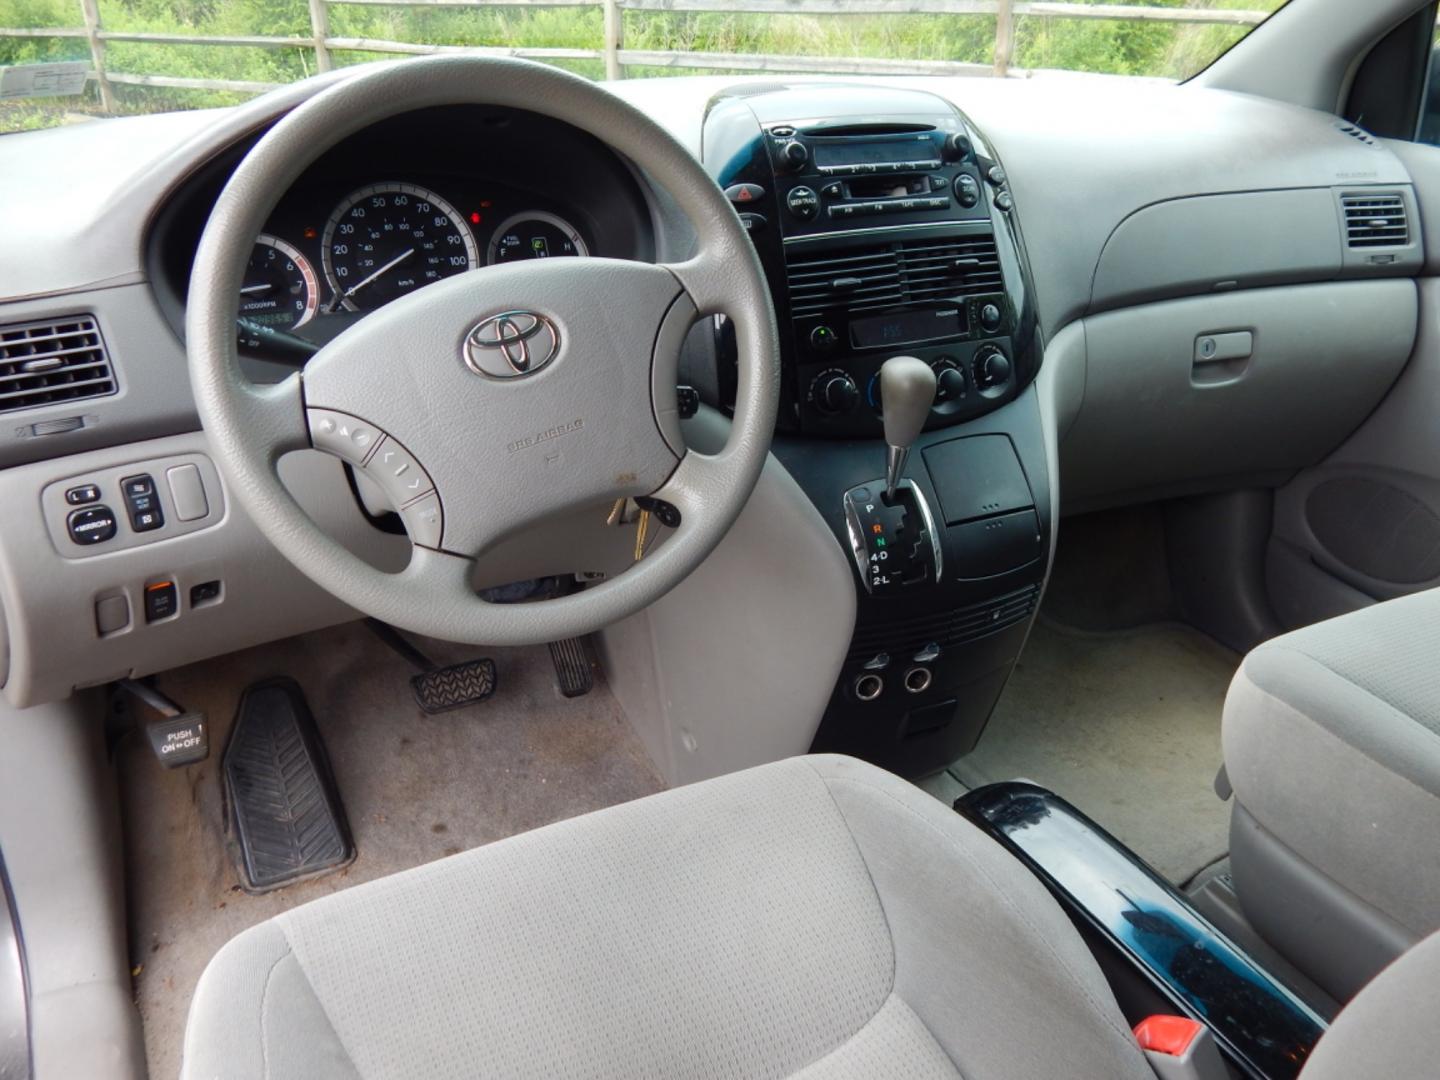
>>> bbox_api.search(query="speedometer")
[321,183,479,312]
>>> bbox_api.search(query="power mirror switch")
[166,463,209,521]
[68,505,117,545]
[65,483,100,505]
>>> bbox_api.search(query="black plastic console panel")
[777,387,1051,777]
[958,783,1327,1080]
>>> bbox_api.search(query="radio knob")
[975,348,1012,389]
[813,372,859,416]
[780,140,809,171]
[943,133,972,161]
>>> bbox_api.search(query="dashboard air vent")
[786,233,1003,317]
[0,316,116,414]
[1341,192,1409,248]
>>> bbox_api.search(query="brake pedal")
[224,678,354,893]
[548,637,594,698]
[365,619,497,714]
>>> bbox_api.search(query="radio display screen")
[850,308,966,349]
[813,138,932,167]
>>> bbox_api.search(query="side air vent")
[1341,192,1409,248]
[0,316,116,413]
[787,234,1003,318]
[1335,121,1377,146]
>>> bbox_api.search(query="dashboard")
[148,105,656,360]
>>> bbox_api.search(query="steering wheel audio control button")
[399,492,443,548]
[365,436,435,509]
[308,408,382,466]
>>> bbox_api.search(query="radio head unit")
[701,84,1039,438]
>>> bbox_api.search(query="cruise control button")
[400,492,444,548]
[365,437,434,508]
[723,183,765,204]
[309,409,383,466]
[65,483,100,505]
[68,505,117,546]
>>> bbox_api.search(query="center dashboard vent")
[0,316,116,413]
[1341,192,1409,248]
[786,234,1003,318]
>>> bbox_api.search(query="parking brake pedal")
[365,619,497,714]
[548,637,594,698]
[116,678,209,768]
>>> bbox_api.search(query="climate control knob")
[811,371,860,416]
[974,347,1012,390]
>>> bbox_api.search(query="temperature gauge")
[486,211,589,265]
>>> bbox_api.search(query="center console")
[702,85,1047,777]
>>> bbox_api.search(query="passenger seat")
[1221,587,1440,1002]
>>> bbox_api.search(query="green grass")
[1,0,1287,132]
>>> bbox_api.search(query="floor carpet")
[951,617,1240,884]
[119,621,664,1080]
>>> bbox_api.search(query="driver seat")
[180,754,1427,1078]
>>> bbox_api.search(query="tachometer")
[240,234,318,330]
[322,183,479,312]
[486,211,589,265]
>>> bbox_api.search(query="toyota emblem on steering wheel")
[463,310,561,378]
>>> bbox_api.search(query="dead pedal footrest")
[223,678,354,893]
[411,659,497,714]
[548,637,594,698]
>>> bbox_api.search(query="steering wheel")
[187,56,779,645]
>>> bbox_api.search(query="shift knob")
[879,356,937,498]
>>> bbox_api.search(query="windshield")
[1,0,1286,134]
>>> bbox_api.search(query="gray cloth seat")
[1222,587,1440,1002]
[183,754,1158,1079]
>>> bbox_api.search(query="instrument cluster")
[242,177,593,336]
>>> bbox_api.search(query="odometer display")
[322,183,479,311]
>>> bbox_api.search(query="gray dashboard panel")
[0,434,409,707]
[1091,189,1344,312]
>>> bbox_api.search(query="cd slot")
[845,173,930,199]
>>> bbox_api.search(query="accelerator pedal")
[548,637,595,698]
[365,619,497,715]
[223,678,354,893]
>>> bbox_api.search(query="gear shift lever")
[879,356,937,500]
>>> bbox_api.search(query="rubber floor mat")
[223,678,354,893]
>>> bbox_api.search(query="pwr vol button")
[67,504,118,545]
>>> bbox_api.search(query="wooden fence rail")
[0,0,1268,105]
